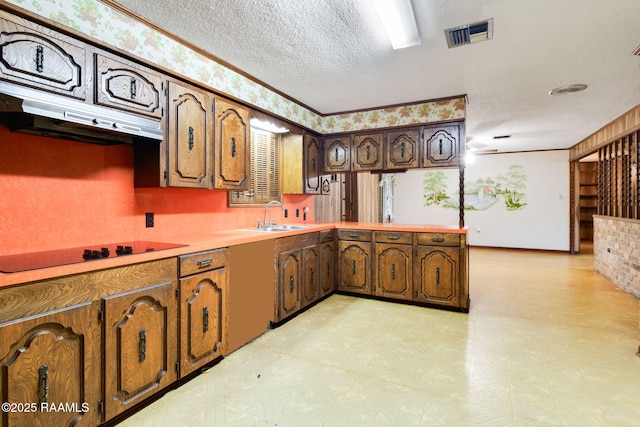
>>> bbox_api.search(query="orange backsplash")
[0,127,314,256]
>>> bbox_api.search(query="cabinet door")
[167,81,212,188]
[338,241,371,294]
[323,136,351,172]
[94,53,164,118]
[304,133,321,194]
[214,98,250,190]
[277,250,301,321]
[0,13,86,99]
[422,124,460,168]
[374,243,412,300]
[352,133,383,171]
[319,241,336,296]
[179,267,227,377]
[414,246,459,306]
[0,302,98,427]
[385,128,420,169]
[103,280,178,420]
[301,245,319,307]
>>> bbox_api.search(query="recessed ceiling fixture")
[372,0,421,50]
[549,84,588,95]
[445,19,493,49]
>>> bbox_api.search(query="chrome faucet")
[262,200,285,228]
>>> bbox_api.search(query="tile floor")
[117,247,640,426]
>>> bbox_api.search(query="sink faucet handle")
[256,219,262,229]
[269,218,276,226]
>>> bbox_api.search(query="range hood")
[0,81,163,145]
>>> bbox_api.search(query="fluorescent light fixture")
[372,0,420,49]
[250,118,289,133]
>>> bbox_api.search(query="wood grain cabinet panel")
[352,133,383,171]
[276,249,302,321]
[214,98,250,190]
[0,12,86,99]
[94,53,164,118]
[0,302,99,427]
[374,243,412,300]
[301,245,320,307]
[385,128,420,169]
[323,136,351,172]
[422,124,461,168]
[319,238,336,297]
[167,81,212,188]
[179,267,228,377]
[304,133,322,194]
[102,281,178,420]
[338,240,371,294]
[413,246,460,307]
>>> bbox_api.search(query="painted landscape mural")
[423,165,528,211]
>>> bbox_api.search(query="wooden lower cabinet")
[102,280,178,420]
[338,240,371,294]
[0,302,99,427]
[319,240,336,297]
[276,248,302,321]
[374,243,413,300]
[301,245,320,307]
[413,246,460,307]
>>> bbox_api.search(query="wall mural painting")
[423,165,528,211]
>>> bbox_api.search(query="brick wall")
[593,215,640,299]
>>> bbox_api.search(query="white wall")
[393,150,570,250]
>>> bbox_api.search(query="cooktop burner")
[0,241,187,273]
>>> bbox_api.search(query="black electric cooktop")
[0,241,187,273]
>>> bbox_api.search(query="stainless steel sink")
[239,224,312,232]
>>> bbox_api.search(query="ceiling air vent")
[445,18,493,48]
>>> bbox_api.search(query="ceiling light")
[372,0,420,49]
[549,84,588,95]
[250,118,289,133]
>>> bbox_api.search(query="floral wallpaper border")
[6,0,465,133]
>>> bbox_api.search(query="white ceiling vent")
[445,19,493,48]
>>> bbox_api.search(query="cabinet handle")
[312,157,317,172]
[130,77,137,100]
[431,237,445,242]
[352,259,356,275]
[327,262,331,275]
[231,137,237,158]
[349,234,359,238]
[188,126,194,151]
[366,145,371,160]
[35,45,44,73]
[391,263,396,280]
[436,267,440,285]
[203,306,209,333]
[388,235,400,240]
[401,141,406,158]
[289,275,294,293]
[196,258,213,267]
[310,268,314,284]
[139,329,146,363]
[439,139,443,155]
[38,365,49,403]
[335,148,339,162]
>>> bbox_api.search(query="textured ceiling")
[113,0,640,153]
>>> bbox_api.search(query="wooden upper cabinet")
[352,133,383,171]
[167,81,212,188]
[94,53,164,118]
[385,128,420,169]
[422,124,461,168]
[323,136,351,172]
[304,132,322,194]
[213,98,250,190]
[0,11,86,99]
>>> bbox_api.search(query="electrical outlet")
[145,212,154,228]
[296,209,300,217]
[284,209,288,218]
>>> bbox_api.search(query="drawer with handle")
[179,248,228,277]
[415,233,460,247]
[337,229,372,242]
[374,231,413,244]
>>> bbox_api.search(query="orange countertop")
[0,222,467,288]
